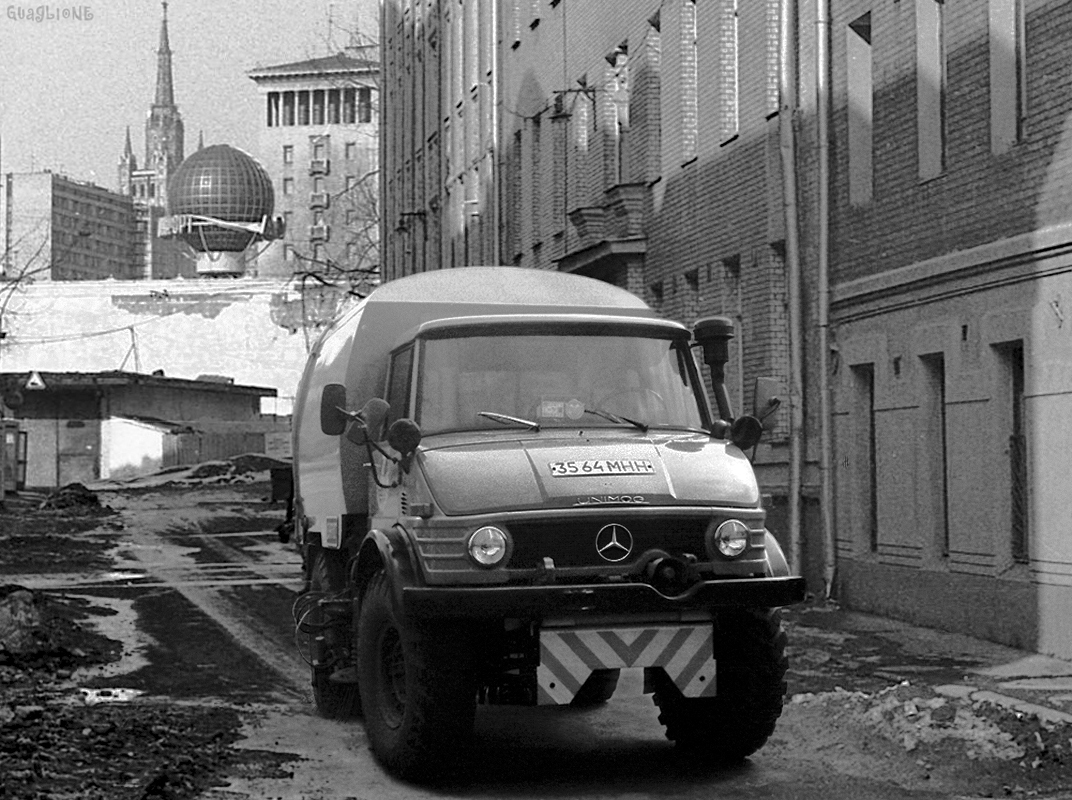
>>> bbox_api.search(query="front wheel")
[357,571,476,780]
[652,609,788,761]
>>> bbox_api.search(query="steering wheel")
[595,388,667,420]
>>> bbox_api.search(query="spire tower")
[154,1,175,107]
[144,0,184,181]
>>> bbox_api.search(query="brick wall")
[829,0,1072,284]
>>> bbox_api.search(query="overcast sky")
[0,0,378,188]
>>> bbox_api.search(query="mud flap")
[537,624,717,705]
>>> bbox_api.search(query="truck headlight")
[711,519,750,559]
[467,526,509,567]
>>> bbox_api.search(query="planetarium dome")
[167,144,275,253]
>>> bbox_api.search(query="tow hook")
[643,554,698,596]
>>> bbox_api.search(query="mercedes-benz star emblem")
[595,523,634,563]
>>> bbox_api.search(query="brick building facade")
[827,0,1072,658]
[380,0,1072,659]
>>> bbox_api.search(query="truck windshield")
[416,332,707,434]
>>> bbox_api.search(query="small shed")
[0,371,282,488]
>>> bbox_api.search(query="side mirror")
[387,418,422,470]
[320,384,349,435]
[753,377,784,432]
[729,415,764,451]
[345,398,391,445]
[387,418,422,456]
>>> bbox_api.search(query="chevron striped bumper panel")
[537,624,716,705]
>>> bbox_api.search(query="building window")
[920,352,949,558]
[312,90,325,125]
[847,363,879,554]
[917,0,947,179]
[765,0,781,116]
[282,177,294,196]
[267,92,281,127]
[343,88,356,124]
[345,141,357,160]
[847,12,873,206]
[718,0,739,144]
[530,113,542,245]
[282,92,295,126]
[680,0,698,162]
[282,145,294,164]
[298,91,311,125]
[358,87,373,123]
[328,89,341,124]
[608,43,630,185]
[995,341,1029,563]
[989,0,1027,152]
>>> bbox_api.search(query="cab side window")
[386,345,415,426]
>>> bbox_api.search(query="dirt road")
[3,472,1072,799]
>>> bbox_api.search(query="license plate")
[548,459,655,477]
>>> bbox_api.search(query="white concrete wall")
[0,278,353,415]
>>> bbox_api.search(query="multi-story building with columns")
[247,47,380,284]
[380,0,1072,661]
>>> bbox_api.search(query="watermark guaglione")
[6,5,93,21]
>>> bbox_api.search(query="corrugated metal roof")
[0,371,276,397]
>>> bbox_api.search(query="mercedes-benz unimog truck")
[289,266,805,779]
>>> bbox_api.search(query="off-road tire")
[652,609,788,761]
[357,571,476,779]
[571,668,620,706]
[307,546,361,719]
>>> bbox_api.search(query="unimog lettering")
[575,494,647,505]
[287,267,805,781]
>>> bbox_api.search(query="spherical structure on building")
[167,144,275,252]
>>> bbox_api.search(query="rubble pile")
[0,587,119,674]
[793,682,1072,775]
[37,483,109,513]
[0,698,244,800]
[0,588,250,800]
[175,454,290,486]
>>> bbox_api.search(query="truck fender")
[352,525,421,614]
[763,530,792,578]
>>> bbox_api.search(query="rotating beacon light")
[158,144,284,276]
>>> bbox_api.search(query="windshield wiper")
[478,411,541,431]
[583,407,648,433]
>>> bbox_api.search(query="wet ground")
[3,468,1072,799]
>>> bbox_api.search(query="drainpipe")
[816,0,837,598]
[780,0,804,577]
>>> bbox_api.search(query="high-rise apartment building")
[1,171,136,281]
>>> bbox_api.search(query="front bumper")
[402,575,806,620]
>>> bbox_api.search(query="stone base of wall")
[835,559,1038,652]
